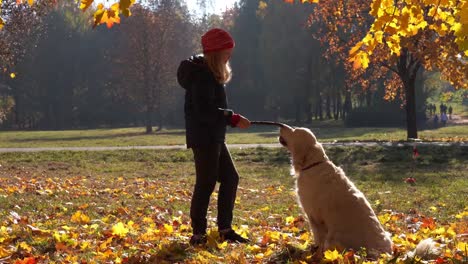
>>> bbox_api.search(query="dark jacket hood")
[177,55,210,90]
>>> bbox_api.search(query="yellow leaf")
[246,244,262,253]
[285,216,295,224]
[217,241,228,250]
[27,0,33,5]
[349,42,363,56]
[80,241,91,250]
[433,227,445,235]
[111,222,129,238]
[375,31,384,43]
[53,231,69,242]
[457,242,467,251]
[80,0,93,11]
[456,210,468,219]
[0,18,4,30]
[163,223,173,234]
[18,242,32,253]
[264,247,274,257]
[324,249,343,261]
[71,210,90,224]
[0,245,11,258]
[370,0,382,17]
[357,51,370,69]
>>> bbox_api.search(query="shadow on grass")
[126,240,191,263]
[266,244,314,263]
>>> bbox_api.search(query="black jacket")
[177,55,234,148]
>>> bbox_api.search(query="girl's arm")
[191,77,238,127]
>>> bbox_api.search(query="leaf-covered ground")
[0,146,467,263]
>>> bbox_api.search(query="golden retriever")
[278,125,393,258]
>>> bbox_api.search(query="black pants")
[190,143,239,235]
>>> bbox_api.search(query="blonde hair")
[204,51,232,85]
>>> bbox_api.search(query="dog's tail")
[407,238,440,260]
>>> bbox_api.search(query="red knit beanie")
[201,28,235,53]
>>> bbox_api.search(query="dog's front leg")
[308,217,327,259]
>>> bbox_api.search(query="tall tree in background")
[257,0,319,122]
[229,0,265,119]
[116,0,195,133]
[308,0,467,139]
[1,0,51,128]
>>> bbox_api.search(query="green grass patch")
[0,124,467,148]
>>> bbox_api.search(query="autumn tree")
[114,0,195,133]
[0,0,50,126]
[307,0,467,139]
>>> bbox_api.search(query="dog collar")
[302,161,326,171]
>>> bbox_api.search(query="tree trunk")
[145,106,153,134]
[397,48,420,139]
[294,96,301,123]
[318,95,323,121]
[366,89,372,107]
[333,93,340,120]
[326,94,332,119]
[343,90,352,120]
[404,81,417,139]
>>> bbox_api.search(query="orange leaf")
[421,217,436,230]
[14,258,36,264]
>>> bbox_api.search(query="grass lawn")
[0,124,467,148]
[0,146,467,263]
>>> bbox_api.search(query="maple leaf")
[71,210,90,224]
[324,249,343,261]
[112,222,129,238]
[80,0,93,11]
[13,257,37,264]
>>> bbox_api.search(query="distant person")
[440,103,444,114]
[441,113,448,126]
[433,114,439,128]
[448,106,453,119]
[177,28,251,246]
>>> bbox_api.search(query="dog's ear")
[291,128,324,170]
[292,143,314,169]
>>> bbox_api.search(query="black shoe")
[220,229,250,243]
[189,234,207,246]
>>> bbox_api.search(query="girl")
[177,28,251,246]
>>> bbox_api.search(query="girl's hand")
[237,115,251,129]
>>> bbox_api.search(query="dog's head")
[279,125,328,172]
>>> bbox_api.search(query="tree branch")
[380,62,399,74]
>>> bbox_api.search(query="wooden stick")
[250,121,286,127]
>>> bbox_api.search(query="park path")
[450,114,468,125]
[0,141,466,153]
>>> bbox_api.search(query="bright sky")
[185,0,239,15]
